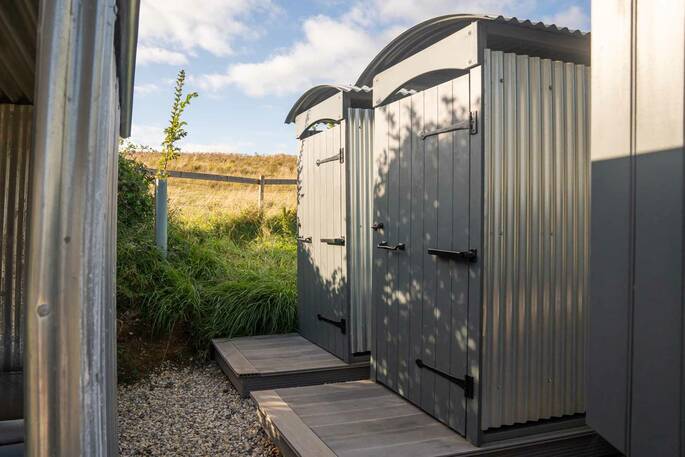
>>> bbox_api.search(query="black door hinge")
[317,314,346,334]
[416,359,474,399]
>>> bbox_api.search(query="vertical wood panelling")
[396,97,412,395]
[481,49,589,430]
[297,123,350,361]
[372,104,389,382]
[373,73,471,435]
[408,91,424,405]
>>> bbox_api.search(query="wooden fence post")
[258,175,265,212]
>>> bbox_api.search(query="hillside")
[131,152,298,219]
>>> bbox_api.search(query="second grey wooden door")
[298,123,349,361]
[373,74,472,434]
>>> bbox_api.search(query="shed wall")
[0,104,32,421]
[588,1,685,456]
[25,0,121,453]
[0,104,31,373]
[346,108,374,354]
[481,50,590,430]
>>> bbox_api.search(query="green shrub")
[116,151,298,354]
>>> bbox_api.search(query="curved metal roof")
[285,84,371,124]
[355,14,588,87]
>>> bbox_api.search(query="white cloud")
[137,0,280,65]
[195,15,389,96]
[192,0,548,98]
[137,45,188,65]
[350,0,529,25]
[134,82,162,96]
[540,5,589,31]
[130,124,164,149]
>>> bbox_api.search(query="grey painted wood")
[396,95,412,397]
[372,104,389,383]
[298,123,350,362]
[408,90,425,406]
[466,64,483,445]
[373,74,472,434]
[589,2,685,456]
[421,83,439,416]
[386,99,400,392]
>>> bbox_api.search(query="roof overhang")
[0,0,140,137]
[285,84,371,127]
[357,14,590,104]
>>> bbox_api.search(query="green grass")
[117,205,298,354]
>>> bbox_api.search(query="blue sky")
[130,0,590,155]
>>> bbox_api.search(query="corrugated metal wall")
[346,108,373,354]
[0,104,32,374]
[481,49,590,430]
[24,0,121,453]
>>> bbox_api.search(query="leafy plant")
[117,142,154,228]
[157,69,198,178]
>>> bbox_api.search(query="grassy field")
[133,152,297,218]
[117,151,298,382]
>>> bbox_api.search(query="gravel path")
[118,362,280,456]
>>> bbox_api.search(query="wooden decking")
[252,380,618,457]
[212,334,369,398]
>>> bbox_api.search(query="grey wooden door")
[373,74,472,434]
[298,123,348,361]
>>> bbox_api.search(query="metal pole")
[258,175,265,212]
[155,178,168,257]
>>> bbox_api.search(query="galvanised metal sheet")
[25,0,123,453]
[346,108,373,354]
[481,49,590,430]
[0,104,32,375]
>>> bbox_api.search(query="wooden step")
[212,334,369,397]
[252,380,619,457]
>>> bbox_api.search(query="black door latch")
[377,241,405,251]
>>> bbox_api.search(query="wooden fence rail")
[145,168,298,186]
[146,168,297,256]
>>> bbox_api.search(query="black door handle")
[321,237,345,246]
[377,241,405,251]
[427,248,477,262]
[371,222,384,231]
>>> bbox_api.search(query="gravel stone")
[118,362,281,456]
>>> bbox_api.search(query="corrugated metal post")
[155,177,168,257]
[25,0,121,454]
[258,175,265,212]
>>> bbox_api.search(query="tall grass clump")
[116,150,297,355]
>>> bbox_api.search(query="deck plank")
[213,339,257,375]
[212,336,369,397]
[252,390,336,457]
[253,380,615,457]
